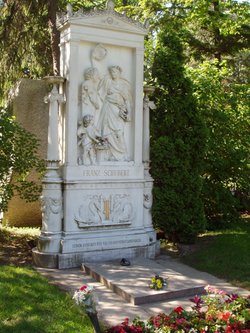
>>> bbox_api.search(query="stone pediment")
[57,6,148,35]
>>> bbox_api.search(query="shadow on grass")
[181,222,250,290]
[0,266,93,333]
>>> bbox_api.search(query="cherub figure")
[77,114,102,165]
[81,67,101,124]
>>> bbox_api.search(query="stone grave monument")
[32,0,157,269]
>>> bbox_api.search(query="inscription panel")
[82,169,129,177]
[63,165,144,180]
[61,235,145,253]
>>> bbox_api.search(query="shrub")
[150,22,206,244]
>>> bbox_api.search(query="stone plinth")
[83,257,206,305]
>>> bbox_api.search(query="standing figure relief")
[78,63,133,164]
[97,65,132,162]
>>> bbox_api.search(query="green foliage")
[142,0,249,233]
[182,219,250,290]
[150,19,206,243]
[0,107,45,212]
[180,0,250,63]
[0,0,52,104]
[0,0,107,105]
[187,59,250,228]
[0,266,92,333]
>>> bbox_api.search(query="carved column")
[143,85,155,176]
[143,86,155,231]
[44,76,65,178]
[41,76,64,235]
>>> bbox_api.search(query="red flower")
[79,285,88,291]
[217,311,231,321]
[122,318,129,326]
[174,306,184,314]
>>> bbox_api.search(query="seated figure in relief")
[77,114,102,165]
[97,65,132,161]
[81,67,101,125]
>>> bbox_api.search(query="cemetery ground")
[0,217,249,333]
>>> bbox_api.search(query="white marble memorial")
[32,1,157,269]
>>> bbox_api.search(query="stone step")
[83,256,206,305]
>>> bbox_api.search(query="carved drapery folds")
[77,45,132,165]
[41,196,62,223]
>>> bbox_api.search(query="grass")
[0,226,94,333]
[0,225,41,238]
[181,218,250,290]
[0,266,93,333]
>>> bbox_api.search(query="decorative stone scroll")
[74,194,134,227]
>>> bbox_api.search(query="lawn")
[0,226,94,333]
[181,218,250,290]
[0,265,94,333]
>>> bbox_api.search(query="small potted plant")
[149,275,168,290]
[73,285,101,333]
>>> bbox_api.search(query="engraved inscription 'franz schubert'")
[82,169,129,177]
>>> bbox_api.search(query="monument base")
[32,243,159,269]
[32,248,58,268]
[32,228,159,269]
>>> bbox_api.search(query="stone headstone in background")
[4,79,49,227]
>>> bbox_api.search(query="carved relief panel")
[77,44,133,165]
[74,194,134,228]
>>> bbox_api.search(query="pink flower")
[176,318,186,325]
[204,285,215,293]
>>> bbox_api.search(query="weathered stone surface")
[83,256,206,305]
[33,2,157,268]
[4,79,49,227]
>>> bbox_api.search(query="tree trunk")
[47,0,60,75]
[212,0,222,63]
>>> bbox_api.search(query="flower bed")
[107,286,250,333]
